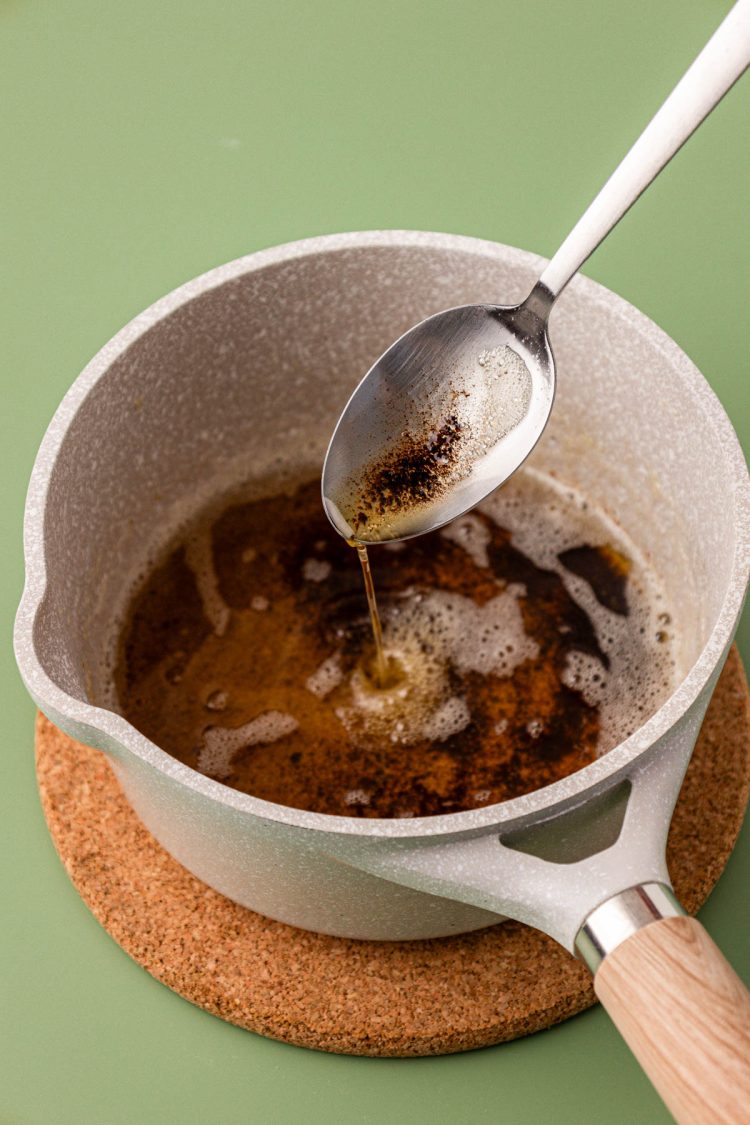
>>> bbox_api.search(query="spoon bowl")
[321,298,554,544]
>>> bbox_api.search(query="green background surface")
[2,1,749,1122]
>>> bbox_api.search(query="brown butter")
[115,478,637,819]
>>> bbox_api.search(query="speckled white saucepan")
[14,232,750,1116]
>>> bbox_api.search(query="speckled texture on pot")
[14,231,750,951]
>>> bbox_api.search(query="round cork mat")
[36,647,750,1057]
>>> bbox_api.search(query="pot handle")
[585,905,750,1123]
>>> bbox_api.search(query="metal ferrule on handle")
[575,883,684,973]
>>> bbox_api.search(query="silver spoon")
[323,0,750,545]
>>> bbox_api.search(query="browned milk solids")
[116,470,676,818]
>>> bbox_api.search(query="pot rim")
[14,229,750,840]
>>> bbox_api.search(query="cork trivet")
[36,647,750,1057]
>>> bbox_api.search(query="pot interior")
[32,238,739,733]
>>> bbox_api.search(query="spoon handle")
[534,0,750,307]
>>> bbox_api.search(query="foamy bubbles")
[391,588,538,678]
[184,528,230,636]
[476,469,677,752]
[306,654,343,699]
[469,345,532,448]
[303,558,332,583]
[337,641,451,746]
[344,788,371,807]
[421,696,471,741]
[197,710,298,779]
[205,689,229,712]
[560,650,608,708]
[336,586,538,748]
[440,513,491,568]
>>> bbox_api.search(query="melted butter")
[115,470,676,818]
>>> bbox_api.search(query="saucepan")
[14,232,750,1120]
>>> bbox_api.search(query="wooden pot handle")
[594,916,750,1124]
